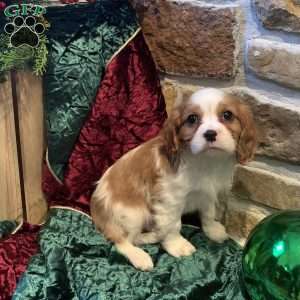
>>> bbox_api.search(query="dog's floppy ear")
[161,88,186,170]
[161,105,182,170]
[236,102,257,164]
[161,87,196,170]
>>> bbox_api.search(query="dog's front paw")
[117,243,154,271]
[128,247,154,271]
[163,236,196,258]
[203,221,229,243]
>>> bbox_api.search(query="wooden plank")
[0,74,22,221]
[16,71,47,224]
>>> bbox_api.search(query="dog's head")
[162,88,257,167]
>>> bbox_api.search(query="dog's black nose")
[204,130,217,142]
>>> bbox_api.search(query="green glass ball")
[242,210,300,300]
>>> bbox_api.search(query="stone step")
[248,38,300,90]
[223,193,274,245]
[232,156,300,210]
[222,155,300,244]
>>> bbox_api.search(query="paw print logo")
[4,16,45,48]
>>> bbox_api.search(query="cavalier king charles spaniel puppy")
[91,88,257,271]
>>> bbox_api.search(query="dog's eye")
[222,110,233,121]
[186,114,199,125]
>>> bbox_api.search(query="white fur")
[190,88,236,155]
[135,147,235,249]
[182,151,235,242]
[162,233,196,257]
[116,240,154,271]
[157,149,235,244]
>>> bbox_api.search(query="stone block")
[248,38,300,89]
[224,195,272,240]
[132,0,240,79]
[227,87,300,163]
[254,0,300,33]
[233,160,300,210]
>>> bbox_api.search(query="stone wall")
[131,0,300,244]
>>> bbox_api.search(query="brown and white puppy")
[90,88,257,271]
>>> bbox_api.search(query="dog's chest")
[167,154,235,203]
[154,154,235,214]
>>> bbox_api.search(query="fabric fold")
[44,0,139,180]
[13,208,245,300]
[43,31,166,213]
[0,223,40,300]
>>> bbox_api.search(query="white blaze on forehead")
[187,88,236,155]
[190,88,225,116]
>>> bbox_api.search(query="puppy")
[90,88,256,271]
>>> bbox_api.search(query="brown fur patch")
[178,105,203,141]
[103,140,164,207]
[90,136,175,243]
[90,198,126,243]
[160,102,203,169]
[219,94,257,164]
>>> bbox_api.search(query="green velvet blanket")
[13,209,245,300]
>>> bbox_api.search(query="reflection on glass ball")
[242,210,300,300]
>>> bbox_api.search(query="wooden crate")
[0,70,47,224]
